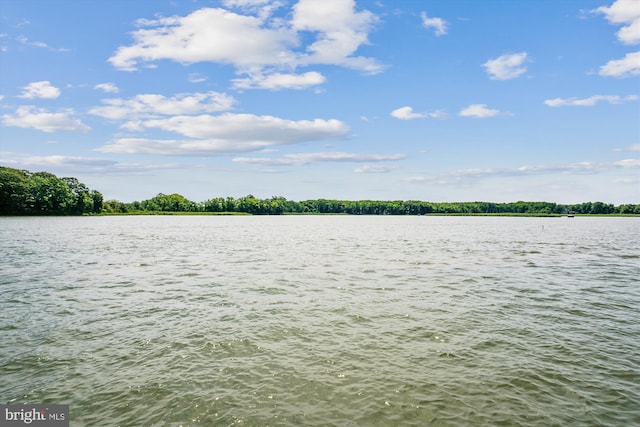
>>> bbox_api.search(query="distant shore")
[83,212,638,218]
[2,167,639,216]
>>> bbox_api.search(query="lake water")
[1,216,639,426]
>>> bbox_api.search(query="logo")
[1,405,68,427]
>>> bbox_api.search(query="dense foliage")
[0,167,103,215]
[2,167,638,216]
[103,194,640,216]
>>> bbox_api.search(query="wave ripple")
[1,216,639,426]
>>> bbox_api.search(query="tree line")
[2,167,638,216]
[0,167,103,215]
[101,194,638,215]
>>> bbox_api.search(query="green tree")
[237,195,262,214]
[28,172,74,214]
[0,167,30,214]
[63,177,94,214]
[91,190,104,213]
[203,197,225,212]
[145,193,196,211]
[103,200,128,213]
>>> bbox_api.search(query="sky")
[0,0,639,204]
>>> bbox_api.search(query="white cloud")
[16,35,69,52]
[232,156,299,166]
[98,138,206,155]
[482,52,528,80]
[614,143,640,151]
[599,51,640,77]
[2,106,90,132]
[613,158,640,167]
[391,106,426,120]
[222,0,284,20]
[109,8,298,72]
[0,152,183,174]
[290,0,382,73]
[406,159,639,186]
[458,104,503,118]
[618,20,640,44]
[594,0,640,45]
[223,0,272,7]
[89,91,236,120]
[109,2,382,88]
[14,155,117,168]
[544,94,639,106]
[94,82,119,93]
[98,113,349,155]
[16,35,47,48]
[188,73,207,83]
[426,110,448,119]
[136,113,347,140]
[420,12,447,36]
[354,164,398,173]
[232,71,326,90]
[391,106,446,120]
[18,81,61,99]
[233,151,406,166]
[515,162,600,175]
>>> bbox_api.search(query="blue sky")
[1,0,638,204]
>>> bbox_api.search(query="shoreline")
[3,212,639,218]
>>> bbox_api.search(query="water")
[1,215,639,426]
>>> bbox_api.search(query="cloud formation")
[108,1,382,89]
[98,114,349,155]
[94,83,119,93]
[593,1,639,80]
[458,104,503,118]
[89,91,236,120]
[594,0,640,45]
[613,143,640,152]
[187,73,207,83]
[2,106,90,132]
[0,152,183,174]
[599,51,640,77]
[109,8,294,71]
[233,151,406,166]
[18,81,60,99]
[10,155,117,168]
[232,71,326,90]
[391,106,426,120]
[482,52,528,80]
[391,106,446,120]
[137,113,346,140]
[16,35,68,52]
[222,0,284,20]
[407,158,639,185]
[544,94,638,106]
[291,0,380,72]
[354,164,398,173]
[89,87,351,157]
[421,12,447,36]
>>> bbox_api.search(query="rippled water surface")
[1,216,639,426]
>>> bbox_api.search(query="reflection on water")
[1,216,639,426]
